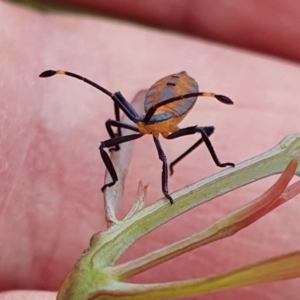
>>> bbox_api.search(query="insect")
[39,70,234,204]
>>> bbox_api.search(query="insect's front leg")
[99,132,143,191]
[113,102,121,137]
[105,119,140,152]
[104,103,122,151]
[153,136,174,204]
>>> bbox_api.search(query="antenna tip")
[215,94,234,105]
[39,70,57,78]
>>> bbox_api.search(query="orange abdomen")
[144,71,199,118]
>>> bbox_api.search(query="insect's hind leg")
[166,126,215,175]
[196,127,235,169]
[105,119,139,151]
[166,125,234,174]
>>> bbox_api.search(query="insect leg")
[166,126,215,175]
[105,119,139,151]
[153,136,173,204]
[113,102,121,141]
[100,133,143,191]
[166,125,234,171]
[196,127,235,168]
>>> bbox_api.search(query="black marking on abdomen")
[166,77,178,86]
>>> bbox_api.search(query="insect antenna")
[39,70,113,97]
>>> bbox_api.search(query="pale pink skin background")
[1,1,300,300]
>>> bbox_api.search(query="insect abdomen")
[144,71,199,118]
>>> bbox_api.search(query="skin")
[50,0,300,62]
[1,1,300,299]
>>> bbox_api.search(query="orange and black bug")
[39,70,234,204]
